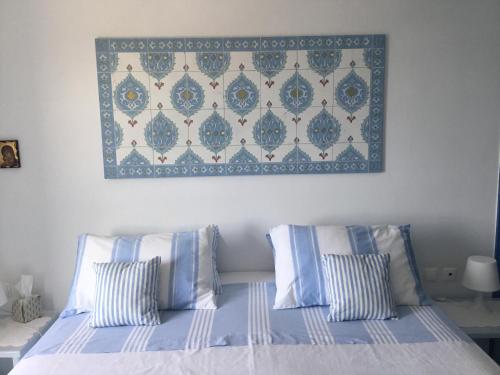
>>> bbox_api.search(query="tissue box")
[12,295,42,323]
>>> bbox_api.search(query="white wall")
[0,0,499,312]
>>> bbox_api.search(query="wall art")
[95,35,385,178]
[0,140,21,168]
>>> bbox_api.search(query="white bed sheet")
[10,279,499,374]
[10,341,499,375]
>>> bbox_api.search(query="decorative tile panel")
[96,35,386,179]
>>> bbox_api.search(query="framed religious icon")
[0,140,21,168]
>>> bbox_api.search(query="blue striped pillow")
[321,254,397,322]
[269,224,429,309]
[90,257,161,328]
[211,225,222,295]
[62,226,219,318]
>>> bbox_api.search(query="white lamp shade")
[0,283,7,307]
[462,256,500,293]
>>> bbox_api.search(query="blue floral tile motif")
[363,49,371,69]
[307,50,341,85]
[229,147,259,164]
[96,52,112,73]
[335,144,366,163]
[120,149,151,166]
[261,36,298,51]
[118,165,154,178]
[199,111,232,154]
[253,110,286,155]
[114,74,149,118]
[334,35,372,49]
[144,112,178,155]
[140,52,175,81]
[226,73,259,117]
[371,48,385,68]
[185,38,224,52]
[110,39,147,52]
[196,52,230,84]
[147,38,185,52]
[109,54,119,73]
[170,74,205,117]
[335,70,369,113]
[253,51,287,87]
[96,34,385,178]
[114,121,123,148]
[280,72,314,114]
[335,143,368,173]
[361,116,370,143]
[223,37,260,51]
[298,36,336,50]
[283,146,312,163]
[307,109,341,151]
[98,73,113,112]
[175,148,204,165]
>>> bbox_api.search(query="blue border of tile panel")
[95,34,386,179]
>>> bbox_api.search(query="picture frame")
[0,140,21,168]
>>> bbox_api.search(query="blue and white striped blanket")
[26,282,469,359]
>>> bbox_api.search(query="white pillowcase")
[62,225,218,317]
[268,224,429,309]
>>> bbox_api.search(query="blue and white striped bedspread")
[26,282,469,358]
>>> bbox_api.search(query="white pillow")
[62,225,218,317]
[268,224,429,309]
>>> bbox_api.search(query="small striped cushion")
[90,257,161,328]
[322,254,397,322]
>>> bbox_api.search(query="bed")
[9,273,499,375]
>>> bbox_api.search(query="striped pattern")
[62,226,219,318]
[363,320,397,344]
[211,225,222,295]
[90,257,161,328]
[167,231,200,310]
[56,316,95,354]
[26,283,469,360]
[289,225,326,307]
[302,307,335,344]
[410,306,461,342]
[122,326,157,352]
[269,224,429,309]
[322,254,397,322]
[185,310,216,350]
[248,282,271,345]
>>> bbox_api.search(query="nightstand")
[0,315,54,371]
[436,299,500,358]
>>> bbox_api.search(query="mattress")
[10,281,499,375]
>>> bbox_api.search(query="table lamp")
[462,256,500,311]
